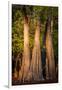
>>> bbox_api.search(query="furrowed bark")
[45,17,56,80]
[19,16,31,82]
[31,20,43,81]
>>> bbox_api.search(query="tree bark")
[31,20,43,81]
[45,17,56,80]
[20,16,31,82]
[46,57,49,79]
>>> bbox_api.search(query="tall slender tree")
[45,16,56,80]
[19,6,33,82]
[31,18,43,81]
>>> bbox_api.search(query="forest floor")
[12,78,58,86]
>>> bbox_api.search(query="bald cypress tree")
[21,16,31,82]
[18,6,33,82]
[45,16,56,80]
[31,19,43,81]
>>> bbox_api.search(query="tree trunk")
[31,20,43,81]
[45,17,56,80]
[46,57,49,79]
[19,16,31,82]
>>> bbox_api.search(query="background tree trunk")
[45,17,56,80]
[46,57,49,79]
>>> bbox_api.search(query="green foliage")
[12,15,24,55]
